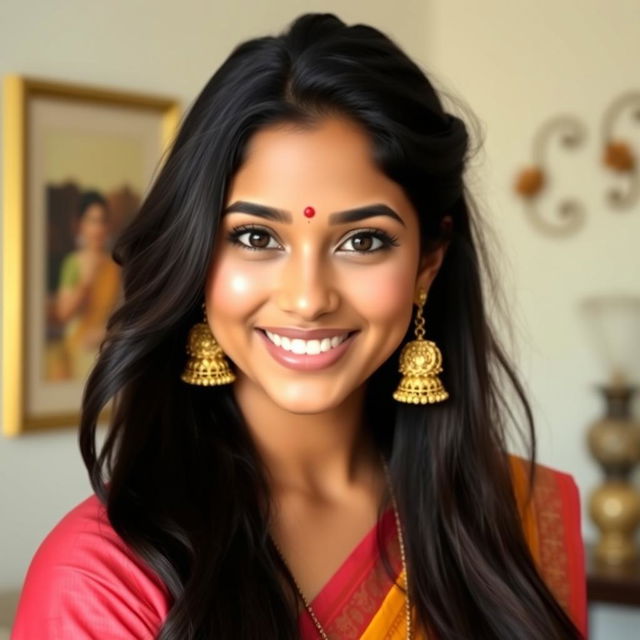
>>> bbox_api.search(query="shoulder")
[507,453,582,540]
[507,453,580,511]
[11,493,171,639]
[507,453,587,638]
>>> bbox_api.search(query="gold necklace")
[270,453,413,639]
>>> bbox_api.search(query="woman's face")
[205,114,445,414]
[78,202,109,249]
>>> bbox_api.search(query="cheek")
[206,254,265,319]
[345,262,415,372]
[347,262,413,323]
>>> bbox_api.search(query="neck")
[232,373,382,503]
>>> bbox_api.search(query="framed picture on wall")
[2,75,181,435]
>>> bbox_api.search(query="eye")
[226,225,282,251]
[338,229,400,254]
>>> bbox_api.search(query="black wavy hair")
[79,12,584,639]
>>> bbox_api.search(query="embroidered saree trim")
[508,454,587,637]
[299,505,401,638]
[299,454,586,639]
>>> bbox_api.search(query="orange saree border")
[359,566,427,640]
[508,454,588,638]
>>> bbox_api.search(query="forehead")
[226,115,409,210]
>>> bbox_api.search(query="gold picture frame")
[2,75,181,436]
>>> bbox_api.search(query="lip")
[256,328,358,371]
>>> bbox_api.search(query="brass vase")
[587,384,640,568]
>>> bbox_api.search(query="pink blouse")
[11,494,171,639]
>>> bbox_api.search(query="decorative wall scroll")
[601,91,640,210]
[514,115,588,238]
[515,90,639,238]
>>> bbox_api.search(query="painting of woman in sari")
[48,190,122,381]
[1,74,179,434]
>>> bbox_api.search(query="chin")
[267,383,350,415]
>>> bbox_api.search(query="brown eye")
[350,235,373,252]
[227,225,282,251]
[339,229,398,254]
[247,231,270,248]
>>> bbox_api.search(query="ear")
[414,216,452,303]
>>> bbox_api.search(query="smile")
[264,330,350,354]
[255,329,358,371]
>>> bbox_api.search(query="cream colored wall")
[2,1,639,637]
[424,1,640,636]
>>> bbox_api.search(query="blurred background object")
[2,75,179,435]
[581,296,640,566]
[600,91,640,210]
[581,295,640,390]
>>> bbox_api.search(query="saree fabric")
[318,454,588,639]
[12,454,586,639]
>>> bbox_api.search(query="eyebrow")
[222,200,406,227]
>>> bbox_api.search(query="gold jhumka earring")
[392,289,449,404]
[180,302,236,386]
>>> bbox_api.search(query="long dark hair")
[79,13,583,639]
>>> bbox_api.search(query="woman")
[53,190,121,379]
[12,13,586,639]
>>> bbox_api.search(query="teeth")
[291,339,307,354]
[264,330,350,354]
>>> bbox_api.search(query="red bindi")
[303,206,315,218]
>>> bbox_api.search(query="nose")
[275,244,340,321]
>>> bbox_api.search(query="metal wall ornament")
[601,91,640,210]
[514,114,588,238]
[514,90,640,238]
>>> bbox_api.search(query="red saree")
[298,454,588,639]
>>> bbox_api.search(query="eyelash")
[226,224,400,254]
